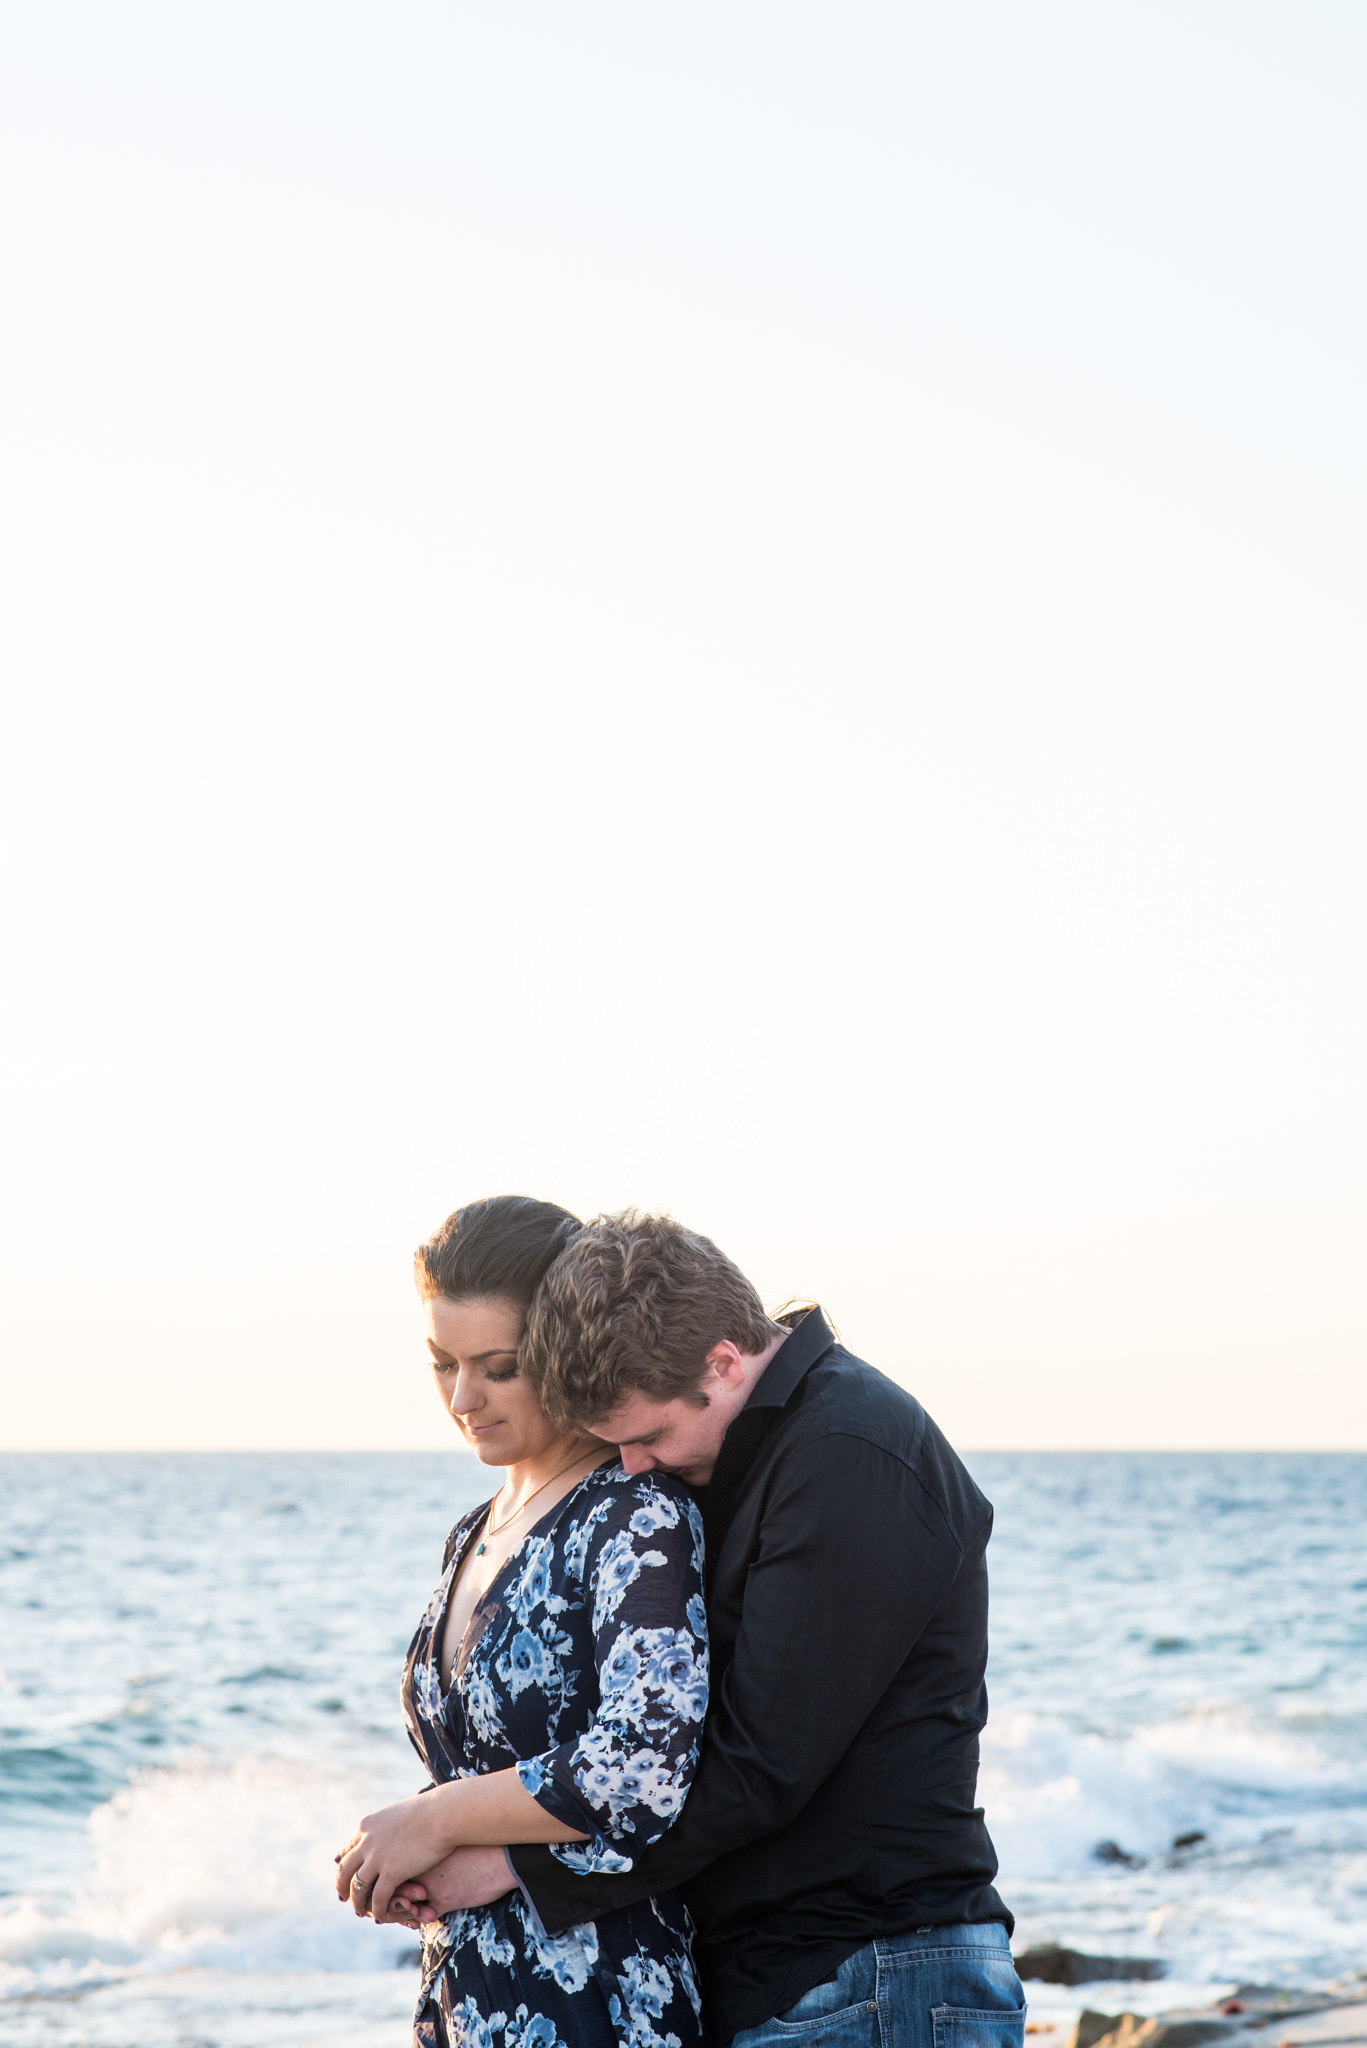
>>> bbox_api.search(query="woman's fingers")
[381,1882,423,1928]
[387,1881,438,1926]
[335,1839,369,1902]
[375,1895,418,1926]
[334,1797,449,1922]
[337,1841,400,1922]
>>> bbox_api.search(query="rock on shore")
[1016,1947,1167,1987]
[1061,1989,1367,2048]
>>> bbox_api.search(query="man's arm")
[511,1431,974,1933]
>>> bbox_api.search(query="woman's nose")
[448,1369,483,1418]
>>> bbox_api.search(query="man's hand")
[335,1794,459,1922]
[390,1845,518,1924]
[373,1891,425,1928]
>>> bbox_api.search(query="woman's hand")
[335,1793,463,1922]
[337,1770,583,1923]
[390,1846,519,1924]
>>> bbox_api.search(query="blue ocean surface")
[2,1452,1365,2045]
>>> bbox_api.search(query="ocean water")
[2,1451,1365,2044]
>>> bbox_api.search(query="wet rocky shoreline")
[1014,1949,1367,2048]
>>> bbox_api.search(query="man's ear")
[703,1340,748,1390]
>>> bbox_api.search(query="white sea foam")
[1,1752,417,1999]
[982,1704,1358,1870]
[982,1704,1367,1996]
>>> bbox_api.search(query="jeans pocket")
[763,1999,880,2040]
[932,2006,1027,2048]
[758,1974,877,2039]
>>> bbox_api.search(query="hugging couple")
[336,1197,1019,2048]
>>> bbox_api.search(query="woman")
[336,1196,709,2048]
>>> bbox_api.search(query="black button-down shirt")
[511,1309,1011,2042]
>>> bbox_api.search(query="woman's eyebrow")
[425,1341,519,1363]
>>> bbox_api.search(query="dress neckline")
[435,1457,619,1697]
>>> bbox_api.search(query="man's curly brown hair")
[520,1211,778,1430]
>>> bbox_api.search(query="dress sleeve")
[514,1476,709,1874]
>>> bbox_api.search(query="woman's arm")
[336,1768,587,1920]
[512,1477,709,1875]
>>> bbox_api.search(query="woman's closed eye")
[427,1358,519,1382]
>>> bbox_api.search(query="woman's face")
[423,1294,565,1468]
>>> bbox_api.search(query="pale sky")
[2,2,1364,1451]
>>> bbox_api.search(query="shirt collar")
[740,1306,837,1413]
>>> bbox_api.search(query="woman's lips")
[468,1422,503,1436]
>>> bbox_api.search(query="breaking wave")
[0,1751,417,1999]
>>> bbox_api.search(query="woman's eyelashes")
[428,1358,518,1382]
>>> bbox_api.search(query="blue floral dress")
[402,1462,709,2048]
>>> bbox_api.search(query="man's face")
[591,1387,732,1486]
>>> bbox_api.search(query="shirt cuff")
[504,1847,551,1940]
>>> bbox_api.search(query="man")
[407,1212,1018,2048]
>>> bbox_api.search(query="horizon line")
[3,1443,1363,1456]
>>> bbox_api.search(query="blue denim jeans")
[730,1923,1025,2048]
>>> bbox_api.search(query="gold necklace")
[473,1447,597,1557]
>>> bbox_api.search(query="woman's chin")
[464,1433,512,1465]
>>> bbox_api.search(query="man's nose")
[619,1444,655,1475]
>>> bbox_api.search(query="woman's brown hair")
[414,1195,582,1312]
